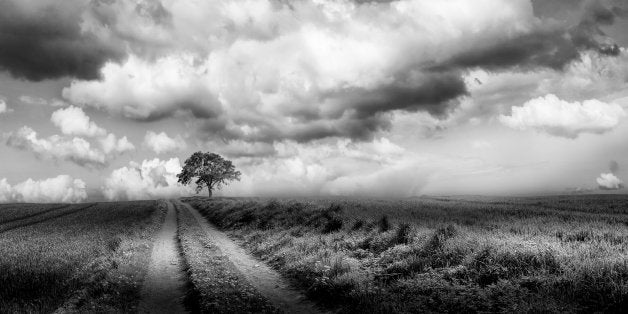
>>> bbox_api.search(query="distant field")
[0,201,162,313]
[184,195,628,313]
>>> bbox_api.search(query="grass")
[0,201,162,313]
[183,195,628,313]
[174,201,279,313]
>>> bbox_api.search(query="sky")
[0,0,627,202]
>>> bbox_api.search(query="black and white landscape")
[0,0,627,313]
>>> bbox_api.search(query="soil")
[138,201,188,314]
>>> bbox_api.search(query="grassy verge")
[175,202,279,313]
[0,201,163,313]
[183,196,628,313]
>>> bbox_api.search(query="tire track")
[0,204,70,225]
[175,200,322,314]
[0,203,96,234]
[138,201,188,314]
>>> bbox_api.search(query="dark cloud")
[291,113,392,143]
[436,30,581,71]
[440,1,626,72]
[0,0,124,81]
[199,72,463,144]
[329,72,467,118]
[88,0,174,57]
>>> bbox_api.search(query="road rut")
[138,201,188,314]
[176,200,322,314]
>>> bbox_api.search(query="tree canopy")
[177,152,241,197]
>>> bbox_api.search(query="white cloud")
[99,133,135,155]
[102,158,193,201]
[143,131,186,154]
[5,106,134,168]
[499,94,626,138]
[51,106,107,137]
[0,175,87,203]
[63,55,217,120]
[6,126,107,168]
[596,173,624,190]
[0,98,11,114]
[19,95,48,106]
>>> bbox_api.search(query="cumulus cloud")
[143,131,186,154]
[5,126,107,168]
[0,98,11,114]
[102,158,192,201]
[51,106,107,137]
[58,0,626,143]
[5,126,135,168]
[0,175,87,203]
[499,94,626,138]
[63,55,218,120]
[0,0,124,80]
[6,107,134,168]
[99,133,135,155]
[596,172,623,190]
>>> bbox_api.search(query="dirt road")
[175,200,322,314]
[138,201,188,314]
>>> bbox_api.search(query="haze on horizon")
[0,0,627,203]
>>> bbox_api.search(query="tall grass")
[0,201,161,313]
[184,195,628,313]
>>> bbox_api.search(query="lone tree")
[177,152,241,197]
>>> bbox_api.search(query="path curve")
[175,200,323,314]
[138,201,188,314]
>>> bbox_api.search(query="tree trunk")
[207,188,212,198]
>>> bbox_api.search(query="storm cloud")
[56,0,628,145]
[0,0,124,81]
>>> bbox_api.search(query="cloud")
[51,106,107,137]
[596,172,623,190]
[0,98,11,114]
[99,133,135,155]
[6,105,135,168]
[143,131,187,154]
[20,95,66,107]
[59,0,626,143]
[0,175,87,203]
[499,94,625,138]
[5,127,134,168]
[102,158,192,201]
[439,0,627,72]
[63,55,219,120]
[218,137,502,197]
[19,95,48,106]
[5,126,108,168]
[0,0,124,81]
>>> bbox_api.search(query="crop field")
[0,201,162,313]
[2,195,627,313]
[184,195,628,313]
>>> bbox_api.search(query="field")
[183,195,628,313]
[1,195,627,313]
[0,201,162,313]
